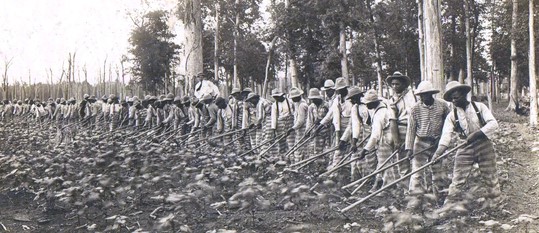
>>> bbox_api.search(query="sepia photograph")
[0,0,538,232]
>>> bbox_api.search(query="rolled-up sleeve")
[478,103,498,139]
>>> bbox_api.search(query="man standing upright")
[386,71,416,191]
[194,72,220,99]
[404,81,450,211]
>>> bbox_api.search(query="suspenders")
[453,101,486,139]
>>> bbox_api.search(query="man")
[194,72,220,99]
[215,96,234,145]
[338,86,370,179]
[286,87,309,162]
[270,89,293,157]
[404,81,450,211]
[317,77,353,168]
[321,79,336,146]
[128,96,139,128]
[108,94,121,131]
[245,92,272,152]
[241,87,253,149]
[321,79,336,107]
[180,96,191,135]
[433,81,501,212]
[201,93,218,137]
[305,88,329,154]
[386,71,416,191]
[357,90,397,195]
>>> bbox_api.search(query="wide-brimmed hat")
[362,89,381,104]
[173,96,182,102]
[346,86,366,100]
[334,77,348,90]
[321,80,335,91]
[415,81,440,95]
[83,94,90,99]
[164,93,174,101]
[443,81,471,101]
[307,88,323,99]
[271,89,285,97]
[289,87,304,98]
[245,92,260,102]
[386,71,411,87]
[231,87,241,95]
[242,88,253,94]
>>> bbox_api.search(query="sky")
[0,0,179,85]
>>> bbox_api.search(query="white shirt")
[438,102,498,147]
[194,80,220,99]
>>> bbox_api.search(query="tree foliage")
[129,10,180,94]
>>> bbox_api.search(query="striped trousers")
[269,116,293,158]
[396,125,410,191]
[408,137,448,208]
[445,139,501,205]
[375,131,398,188]
[328,117,350,169]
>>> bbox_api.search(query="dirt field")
[0,100,538,233]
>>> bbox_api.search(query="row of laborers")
[0,71,501,216]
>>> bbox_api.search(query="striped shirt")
[405,98,450,150]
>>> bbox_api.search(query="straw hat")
[334,77,348,90]
[307,88,323,100]
[346,86,365,100]
[231,87,241,95]
[321,80,335,91]
[361,89,381,104]
[164,93,175,101]
[386,71,411,87]
[271,89,284,97]
[443,81,471,101]
[414,81,440,95]
[289,87,304,98]
[245,93,260,102]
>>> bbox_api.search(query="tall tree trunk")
[366,0,384,96]
[464,0,473,99]
[263,37,277,98]
[423,0,444,93]
[417,0,426,82]
[233,0,240,88]
[214,2,220,83]
[530,0,537,126]
[183,0,203,95]
[339,22,349,83]
[507,0,519,111]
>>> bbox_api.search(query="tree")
[178,0,203,95]
[423,0,444,92]
[530,0,537,126]
[2,57,14,100]
[129,10,180,94]
[507,0,519,111]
